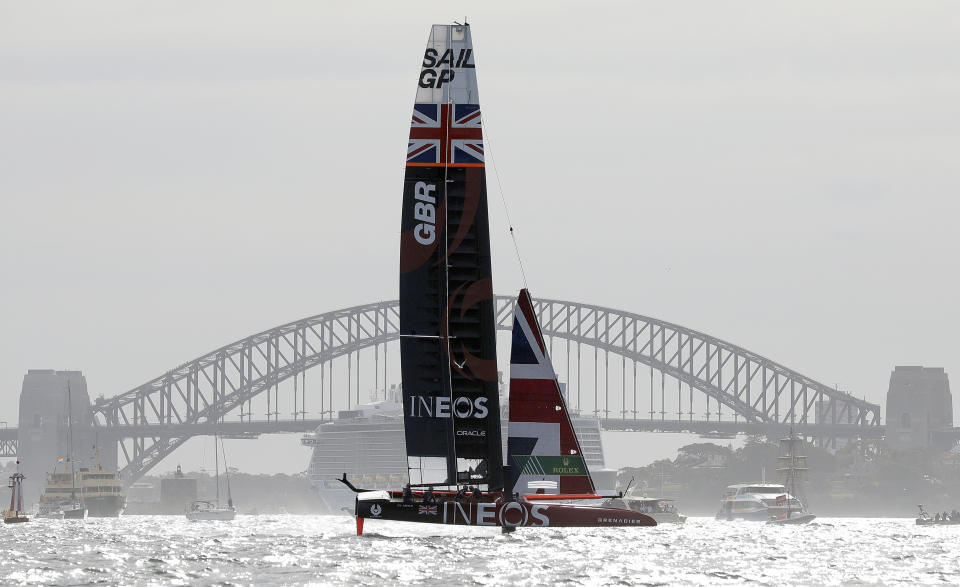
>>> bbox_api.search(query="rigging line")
[481,116,529,289]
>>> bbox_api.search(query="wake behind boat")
[349,22,654,532]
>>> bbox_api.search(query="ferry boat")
[37,466,86,519]
[78,467,125,517]
[716,483,803,520]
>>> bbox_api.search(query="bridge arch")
[92,296,880,482]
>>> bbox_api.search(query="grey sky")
[1,1,958,473]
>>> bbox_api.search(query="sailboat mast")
[215,434,220,505]
[220,435,233,507]
[67,380,77,504]
[440,93,459,486]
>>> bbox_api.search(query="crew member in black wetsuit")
[403,483,413,504]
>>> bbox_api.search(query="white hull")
[186,508,236,521]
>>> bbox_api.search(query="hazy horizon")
[2,1,957,474]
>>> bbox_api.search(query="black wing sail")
[399,23,502,489]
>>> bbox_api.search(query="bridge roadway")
[1,416,896,459]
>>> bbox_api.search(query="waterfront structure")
[886,366,953,449]
[15,370,116,504]
[160,465,198,514]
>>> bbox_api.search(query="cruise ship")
[302,384,614,514]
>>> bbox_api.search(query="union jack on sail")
[508,289,596,495]
[407,103,484,165]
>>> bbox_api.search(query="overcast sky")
[1,1,957,474]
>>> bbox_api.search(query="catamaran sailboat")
[345,23,655,533]
[186,435,236,521]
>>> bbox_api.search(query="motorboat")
[916,505,960,526]
[716,483,811,521]
[603,492,686,524]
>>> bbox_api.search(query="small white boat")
[186,434,236,521]
[186,500,236,521]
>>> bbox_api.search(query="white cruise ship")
[302,385,612,514]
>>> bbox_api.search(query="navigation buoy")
[356,516,364,536]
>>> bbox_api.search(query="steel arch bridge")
[90,296,880,483]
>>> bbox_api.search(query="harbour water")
[2,515,957,585]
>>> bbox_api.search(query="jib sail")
[508,289,595,495]
[399,23,502,489]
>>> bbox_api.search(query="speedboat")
[716,483,813,522]
[916,505,960,526]
[603,490,686,524]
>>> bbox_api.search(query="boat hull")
[85,495,125,517]
[4,516,29,524]
[767,513,816,525]
[186,509,236,521]
[63,507,87,520]
[357,494,656,528]
[916,518,960,526]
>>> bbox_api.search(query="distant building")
[160,464,197,514]
[886,366,952,450]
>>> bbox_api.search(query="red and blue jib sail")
[508,289,596,496]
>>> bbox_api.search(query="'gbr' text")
[412,182,436,245]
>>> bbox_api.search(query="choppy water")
[1,515,957,585]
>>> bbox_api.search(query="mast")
[214,433,220,505]
[67,380,78,508]
[220,435,233,508]
[777,426,807,517]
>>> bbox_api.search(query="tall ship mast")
[769,428,816,524]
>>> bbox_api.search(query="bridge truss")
[89,296,880,483]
